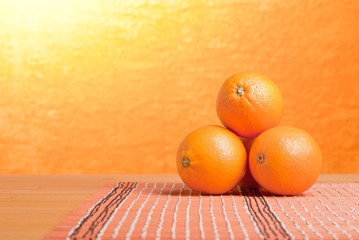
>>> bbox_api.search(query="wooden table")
[0,174,358,240]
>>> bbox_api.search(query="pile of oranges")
[177,73,322,195]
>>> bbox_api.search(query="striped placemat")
[47,182,359,239]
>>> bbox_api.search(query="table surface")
[0,174,358,240]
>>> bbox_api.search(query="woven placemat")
[46,182,359,239]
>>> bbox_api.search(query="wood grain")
[0,174,358,240]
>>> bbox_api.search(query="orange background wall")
[1,0,359,174]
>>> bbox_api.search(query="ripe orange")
[238,137,260,188]
[216,72,284,138]
[177,125,247,194]
[249,126,322,195]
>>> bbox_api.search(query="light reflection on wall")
[0,0,359,174]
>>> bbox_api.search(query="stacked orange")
[177,72,322,195]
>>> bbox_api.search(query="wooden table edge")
[0,174,358,240]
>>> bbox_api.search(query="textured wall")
[0,0,359,174]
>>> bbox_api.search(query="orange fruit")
[249,126,322,195]
[177,125,247,194]
[216,72,284,138]
[238,137,260,188]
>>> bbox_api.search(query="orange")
[249,126,322,195]
[216,72,284,138]
[177,125,247,194]
[238,137,260,188]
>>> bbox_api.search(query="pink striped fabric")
[46,182,359,239]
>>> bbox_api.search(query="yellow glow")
[0,0,110,79]
[0,0,80,30]
[0,0,184,76]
